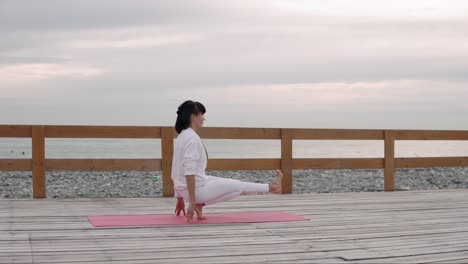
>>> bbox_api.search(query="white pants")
[181,176,269,205]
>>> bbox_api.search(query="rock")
[396,186,411,191]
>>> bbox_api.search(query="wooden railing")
[1,125,468,198]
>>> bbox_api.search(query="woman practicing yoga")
[172,100,284,223]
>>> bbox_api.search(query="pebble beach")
[1,167,467,199]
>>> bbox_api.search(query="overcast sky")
[1,0,468,129]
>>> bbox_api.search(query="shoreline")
[1,167,467,199]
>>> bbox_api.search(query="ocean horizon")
[2,138,468,160]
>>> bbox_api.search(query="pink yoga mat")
[88,211,308,227]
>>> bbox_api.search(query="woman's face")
[191,113,205,130]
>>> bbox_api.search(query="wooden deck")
[1,189,467,264]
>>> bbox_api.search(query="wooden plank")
[291,129,384,140]
[429,257,468,264]
[292,158,383,169]
[281,129,293,194]
[0,125,32,137]
[46,159,161,171]
[396,157,468,168]
[161,127,174,197]
[1,238,306,251]
[46,257,343,264]
[207,159,280,170]
[32,125,46,199]
[10,249,328,264]
[199,127,281,139]
[346,250,468,264]
[270,259,346,264]
[0,159,32,171]
[308,232,468,252]
[44,125,162,138]
[385,130,395,192]
[395,129,468,140]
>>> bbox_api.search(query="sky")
[1,0,468,130]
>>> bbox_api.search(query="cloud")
[169,79,468,112]
[0,63,106,98]
[1,78,467,129]
[67,34,200,50]
[2,2,468,83]
[273,0,468,19]
[0,0,264,32]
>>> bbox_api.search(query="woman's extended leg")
[195,170,283,205]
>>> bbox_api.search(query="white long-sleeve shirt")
[171,127,208,197]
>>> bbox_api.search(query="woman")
[171,100,283,223]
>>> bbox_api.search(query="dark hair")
[175,100,206,134]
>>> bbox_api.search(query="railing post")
[281,129,293,194]
[32,125,46,198]
[384,130,395,191]
[161,127,175,197]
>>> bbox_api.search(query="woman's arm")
[185,175,196,222]
[174,178,186,216]
[175,197,185,216]
[182,137,202,222]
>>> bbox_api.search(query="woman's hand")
[175,197,185,216]
[186,203,196,223]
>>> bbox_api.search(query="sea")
[1,138,468,159]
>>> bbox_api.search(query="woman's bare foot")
[269,170,283,194]
[195,203,207,220]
